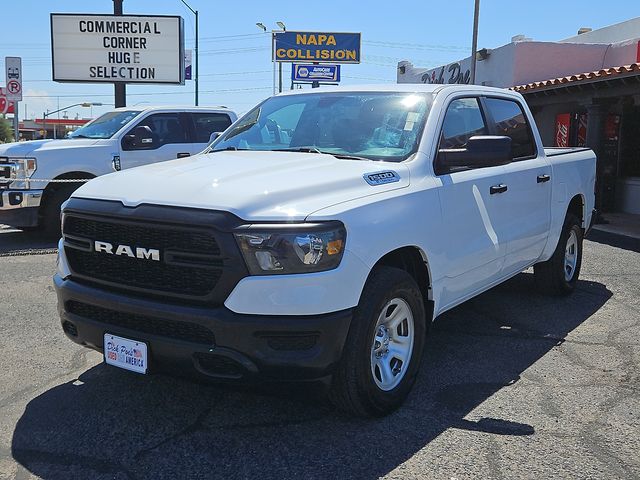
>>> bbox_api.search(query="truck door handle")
[490,184,508,194]
[537,174,551,183]
[176,152,190,158]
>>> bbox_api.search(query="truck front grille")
[66,301,216,345]
[63,214,224,300]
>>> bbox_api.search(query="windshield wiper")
[273,147,371,161]
[272,147,322,154]
[209,146,248,153]
[326,153,372,161]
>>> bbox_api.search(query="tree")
[0,116,14,143]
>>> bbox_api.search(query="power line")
[22,86,272,98]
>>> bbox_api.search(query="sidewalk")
[593,212,640,240]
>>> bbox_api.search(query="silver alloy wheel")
[370,297,415,391]
[564,229,578,281]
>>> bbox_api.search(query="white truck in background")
[55,85,596,417]
[0,106,237,235]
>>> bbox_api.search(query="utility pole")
[180,0,199,105]
[195,9,199,105]
[113,0,126,107]
[469,0,480,85]
[276,22,286,93]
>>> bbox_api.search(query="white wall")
[560,17,640,44]
[398,19,640,88]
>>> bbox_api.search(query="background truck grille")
[63,215,224,299]
[66,301,216,345]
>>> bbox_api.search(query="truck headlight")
[13,157,37,178]
[234,222,346,275]
[9,157,37,189]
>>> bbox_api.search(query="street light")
[180,0,199,106]
[257,21,287,94]
[43,102,102,139]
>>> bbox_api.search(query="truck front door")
[119,112,193,170]
[434,96,510,309]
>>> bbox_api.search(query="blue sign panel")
[292,64,340,82]
[274,31,361,64]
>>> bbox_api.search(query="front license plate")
[104,333,148,374]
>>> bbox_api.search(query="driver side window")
[126,113,189,150]
[439,98,488,149]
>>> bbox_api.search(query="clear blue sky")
[0,0,636,120]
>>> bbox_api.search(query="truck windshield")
[67,110,141,139]
[211,92,432,162]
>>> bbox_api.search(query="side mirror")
[437,135,512,171]
[209,131,222,144]
[134,125,154,147]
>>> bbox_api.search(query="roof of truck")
[110,105,235,112]
[276,83,518,97]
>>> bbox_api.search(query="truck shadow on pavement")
[0,227,57,255]
[11,272,612,480]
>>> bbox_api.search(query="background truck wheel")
[329,266,427,417]
[41,183,81,239]
[534,213,583,296]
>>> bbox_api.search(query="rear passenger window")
[484,98,536,159]
[192,113,233,143]
[439,98,488,149]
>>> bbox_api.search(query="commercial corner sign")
[292,64,340,82]
[50,14,184,84]
[274,31,360,64]
[5,57,22,101]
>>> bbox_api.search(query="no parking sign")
[5,57,22,102]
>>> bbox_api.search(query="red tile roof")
[511,63,640,93]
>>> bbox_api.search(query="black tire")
[329,266,427,417]
[534,213,583,296]
[41,183,81,238]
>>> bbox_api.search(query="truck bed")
[544,147,592,157]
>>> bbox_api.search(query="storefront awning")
[511,63,640,94]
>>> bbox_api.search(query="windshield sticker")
[364,171,400,186]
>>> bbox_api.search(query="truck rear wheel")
[329,266,426,417]
[534,213,583,296]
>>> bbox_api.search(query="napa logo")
[363,171,400,186]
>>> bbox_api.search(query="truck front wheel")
[329,266,426,417]
[534,213,583,296]
[41,183,81,238]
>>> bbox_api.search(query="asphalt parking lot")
[0,226,638,480]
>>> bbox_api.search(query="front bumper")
[54,274,353,382]
[0,189,43,227]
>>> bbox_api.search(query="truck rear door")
[188,112,234,153]
[483,96,551,274]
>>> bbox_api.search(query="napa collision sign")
[274,31,361,64]
[50,14,184,84]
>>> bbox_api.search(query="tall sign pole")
[194,9,199,105]
[5,57,22,141]
[113,0,126,107]
[469,0,480,85]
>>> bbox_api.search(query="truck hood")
[0,138,102,157]
[73,150,411,220]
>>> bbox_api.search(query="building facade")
[397,18,640,215]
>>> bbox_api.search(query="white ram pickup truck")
[0,106,236,235]
[54,85,596,417]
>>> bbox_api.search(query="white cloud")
[19,89,56,120]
